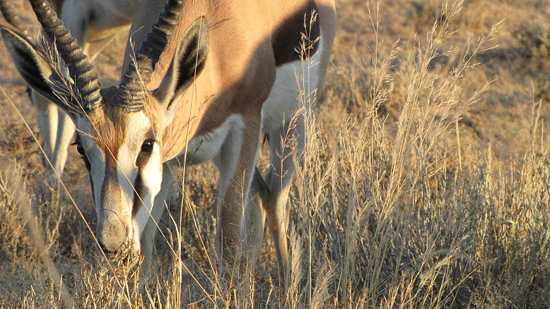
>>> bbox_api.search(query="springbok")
[1,0,336,283]
[0,0,141,178]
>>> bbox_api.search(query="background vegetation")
[1,0,550,307]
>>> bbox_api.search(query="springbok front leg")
[214,114,263,282]
[32,92,58,169]
[51,108,75,177]
[29,90,75,181]
[138,164,175,280]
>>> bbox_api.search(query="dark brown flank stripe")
[132,173,143,218]
[75,135,96,199]
[272,1,320,67]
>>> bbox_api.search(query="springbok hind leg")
[265,114,305,289]
[239,167,269,301]
[243,168,269,269]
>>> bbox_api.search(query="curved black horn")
[29,0,102,114]
[117,0,184,111]
[0,0,29,38]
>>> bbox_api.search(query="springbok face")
[74,105,164,255]
[1,0,207,256]
[3,0,337,287]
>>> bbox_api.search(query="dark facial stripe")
[136,147,153,167]
[89,173,96,202]
[132,173,143,218]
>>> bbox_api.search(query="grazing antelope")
[1,0,336,285]
[0,0,141,178]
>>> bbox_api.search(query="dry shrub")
[515,21,550,58]
[0,160,32,261]
[282,0,550,307]
[3,0,550,308]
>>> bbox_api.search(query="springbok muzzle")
[97,215,130,254]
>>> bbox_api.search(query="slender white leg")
[32,92,58,168]
[52,109,76,175]
[213,116,260,282]
[243,168,269,269]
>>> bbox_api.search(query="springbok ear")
[153,17,208,120]
[1,27,69,109]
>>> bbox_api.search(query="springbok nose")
[97,217,128,253]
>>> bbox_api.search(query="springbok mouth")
[96,241,141,267]
[93,249,143,280]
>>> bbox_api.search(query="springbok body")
[1,0,141,177]
[2,0,336,284]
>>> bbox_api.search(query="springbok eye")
[141,139,155,155]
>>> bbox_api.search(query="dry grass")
[1,0,550,308]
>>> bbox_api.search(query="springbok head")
[1,0,208,256]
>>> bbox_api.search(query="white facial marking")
[79,112,163,253]
[117,113,163,244]
[133,141,162,237]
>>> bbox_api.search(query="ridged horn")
[0,0,29,38]
[117,0,184,112]
[29,0,102,114]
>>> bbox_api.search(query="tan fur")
[118,0,336,286]
[124,0,336,161]
[4,0,336,289]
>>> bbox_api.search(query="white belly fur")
[261,35,324,134]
